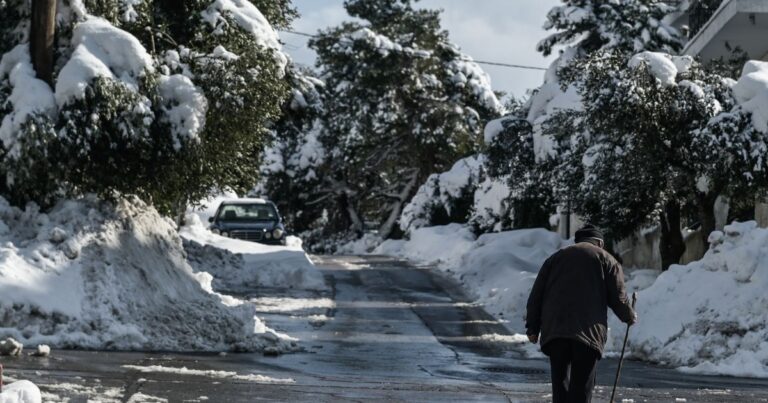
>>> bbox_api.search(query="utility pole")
[30,0,57,86]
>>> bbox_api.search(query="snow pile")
[377,224,476,268]
[181,214,326,291]
[56,17,154,106]
[0,196,294,352]
[378,225,566,336]
[733,60,768,133]
[0,338,23,356]
[0,380,42,403]
[453,229,567,330]
[622,221,768,377]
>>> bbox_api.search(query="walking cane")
[610,292,637,403]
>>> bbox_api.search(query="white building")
[682,0,768,62]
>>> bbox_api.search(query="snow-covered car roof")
[220,198,270,205]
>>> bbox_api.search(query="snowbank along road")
[4,255,768,402]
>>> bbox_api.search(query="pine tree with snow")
[308,0,503,242]
[0,0,293,216]
[537,0,684,57]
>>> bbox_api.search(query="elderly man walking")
[525,224,637,403]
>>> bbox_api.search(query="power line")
[279,29,548,71]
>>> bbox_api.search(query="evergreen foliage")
[0,0,292,217]
[537,0,684,57]
[299,0,502,242]
[556,51,768,268]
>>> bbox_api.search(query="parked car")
[207,199,286,245]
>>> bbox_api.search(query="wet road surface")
[4,255,768,402]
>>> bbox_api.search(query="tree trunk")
[697,192,718,252]
[341,194,364,236]
[174,196,187,230]
[659,200,685,271]
[378,171,419,240]
[30,0,57,86]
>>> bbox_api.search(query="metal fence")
[689,0,725,37]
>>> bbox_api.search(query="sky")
[280,0,561,99]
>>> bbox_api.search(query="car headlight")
[272,228,284,239]
[211,228,221,235]
[265,232,272,239]
[221,231,230,237]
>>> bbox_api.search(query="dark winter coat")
[525,240,635,356]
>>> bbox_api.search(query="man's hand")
[628,312,638,325]
[527,333,539,344]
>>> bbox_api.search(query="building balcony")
[683,0,768,62]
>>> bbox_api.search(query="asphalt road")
[4,255,768,402]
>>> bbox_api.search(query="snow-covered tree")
[257,65,327,234]
[465,1,685,237]
[308,0,503,241]
[0,0,293,217]
[537,0,684,57]
[558,51,768,269]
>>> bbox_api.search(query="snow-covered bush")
[0,1,292,216]
[399,155,515,234]
[401,156,484,232]
[555,51,768,269]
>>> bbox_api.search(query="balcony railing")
[689,0,725,38]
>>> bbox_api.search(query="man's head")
[575,224,604,248]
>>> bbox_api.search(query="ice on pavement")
[0,196,294,352]
[126,392,168,403]
[378,225,567,357]
[122,365,294,383]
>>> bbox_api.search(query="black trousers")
[544,338,601,403]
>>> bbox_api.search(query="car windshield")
[216,203,277,222]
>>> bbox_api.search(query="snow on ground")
[377,225,567,357]
[0,380,41,403]
[376,224,476,268]
[181,212,325,292]
[0,196,294,352]
[612,221,768,377]
[383,221,768,377]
